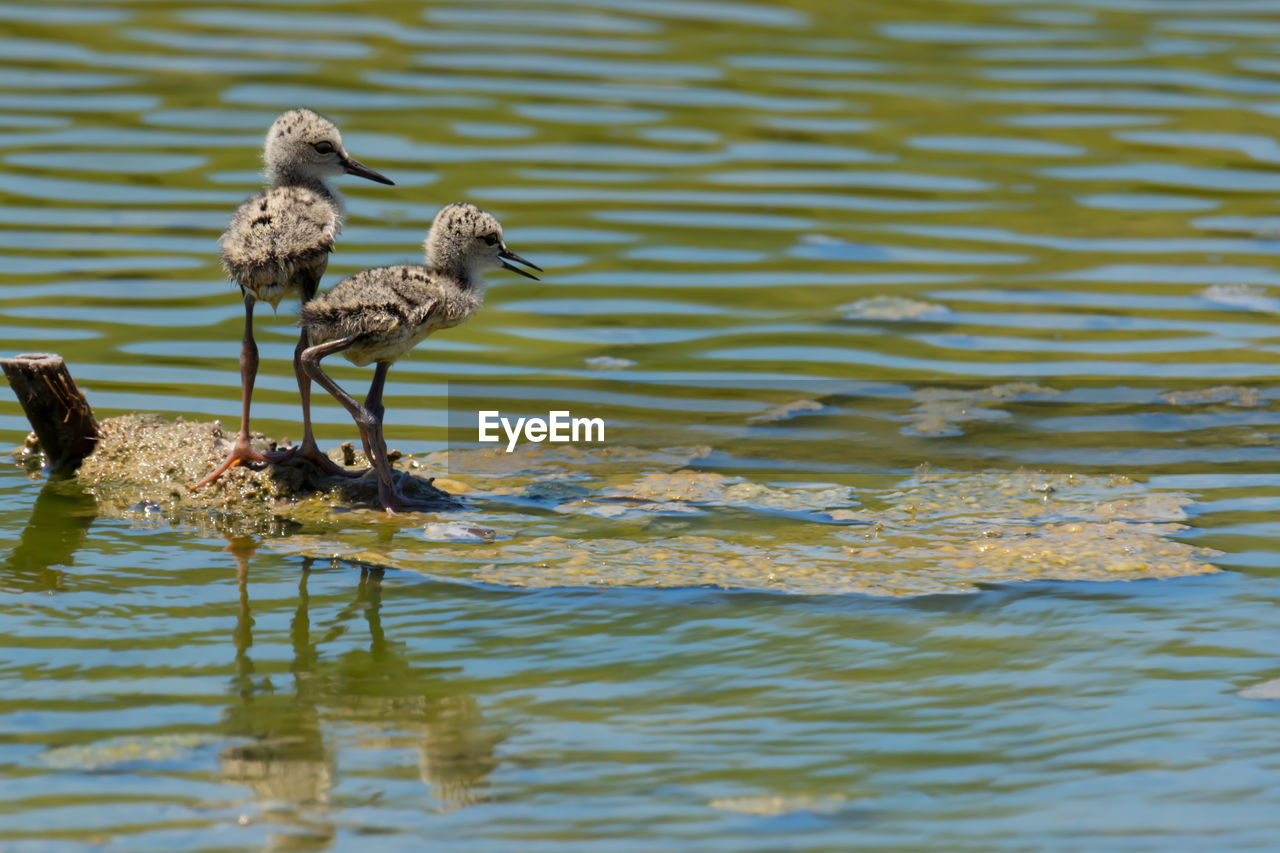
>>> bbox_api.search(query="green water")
[3,0,1280,848]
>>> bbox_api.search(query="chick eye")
[312,141,335,155]
[482,233,499,246]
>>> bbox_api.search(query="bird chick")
[299,202,541,511]
[193,108,393,490]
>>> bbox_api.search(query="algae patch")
[268,454,1220,597]
[1159,386,1265,408]
[904,383,1061,437]
[20,417,1222,597]
[1200,283,1280,314]
[747,399,825,423]
[68,414,455,535]
[1239,678,1280,701]
[709,794,850,817]
[840,294,949,321]
[40,734,220,770]
[584,355,637,370]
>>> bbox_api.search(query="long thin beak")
[343,156,395,186]
[499,246,541,280]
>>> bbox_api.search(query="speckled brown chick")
[193,108,394,490]
[299,202,541,512]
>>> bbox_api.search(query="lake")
[2,0,1280,849]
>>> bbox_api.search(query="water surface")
[3,0,1280,848]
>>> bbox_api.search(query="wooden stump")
[1,352,99,475]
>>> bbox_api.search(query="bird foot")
[381,496,459,515]
[376,478,452,515]
[266,441,365,478]
[189,439,271,490]
[378,490,428,515]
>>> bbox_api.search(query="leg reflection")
[219,554,502,815]
[220,552,334,818]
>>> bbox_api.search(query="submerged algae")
[1240,679,1280,700]
[270,447,1221,597]
[840,294,949,321]
[1160,385,1265,408]
[39,734,222,771]
[20,417,1221,596]
[904,383,1061,437]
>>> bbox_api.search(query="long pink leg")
[265,329,363,478]
[362,388,415,509]
[300,340,417,513]
[192,298,271,489]
[359,361,391,466]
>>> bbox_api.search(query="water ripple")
[2,1,1280,848]
[907,135,1085,157]
[416,52,722,81]
[5,151,207,174]
[122,26,372,59]
[1044,162,1280,193]
[0,4,129,23]
[365,71,841,111]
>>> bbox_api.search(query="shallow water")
[3,0,1280,847]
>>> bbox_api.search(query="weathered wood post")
[1,352,99,475]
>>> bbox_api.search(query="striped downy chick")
[192,109,394,490]
[220,108,393,306]
[301,202,539,365]
[298,202,540,511]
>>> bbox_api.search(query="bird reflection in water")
[219,542,501,837]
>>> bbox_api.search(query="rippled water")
[4,0,1280,847]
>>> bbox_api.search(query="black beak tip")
[501,260,540,281]
[499,247,542,274]
[344,157,395,186]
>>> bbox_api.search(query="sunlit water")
[3,0,1280,848]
